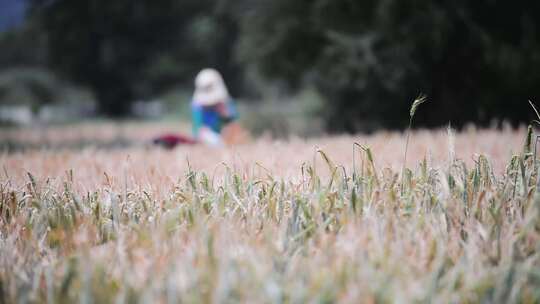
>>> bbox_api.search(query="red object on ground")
[153,133,197,148]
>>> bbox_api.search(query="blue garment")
[192,100,238,137]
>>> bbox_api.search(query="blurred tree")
[28,0,243,116]
[0,18,48,69]
[237,0,540,132]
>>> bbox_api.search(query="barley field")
[1,123,539,303]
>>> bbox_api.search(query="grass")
[0,123,537,303]
[402,94,428,195]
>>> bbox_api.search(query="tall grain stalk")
[529,100,540,175]
[401,94,427,195]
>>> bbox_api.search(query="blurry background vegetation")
[0,0,539,135]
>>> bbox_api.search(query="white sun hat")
[193,68,230,106]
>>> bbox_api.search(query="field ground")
[1,123,525,188]
[1,123,539,303]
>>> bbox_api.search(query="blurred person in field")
[191,68,248,146]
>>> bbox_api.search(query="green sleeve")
[192,103,203,137]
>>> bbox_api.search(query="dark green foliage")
[237,0,540,132]
[5,0,540,129]
[27,0,242,116]
[0,19,48,69]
